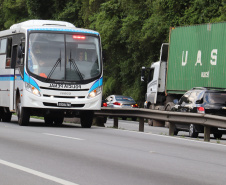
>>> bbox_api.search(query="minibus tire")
[53,116,64,126]
[2,112,12,122]
[80,111,93,128]
[44,116,54,126]
[17,104,30,126]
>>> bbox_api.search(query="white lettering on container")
[182,51,188,66]
[195,50,202,66]
[201,71,209,78]
[210,49,217,65]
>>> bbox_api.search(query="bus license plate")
[58,102,71,107]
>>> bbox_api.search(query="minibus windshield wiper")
[69,51,84,80]
[46,50,62,81]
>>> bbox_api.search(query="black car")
[172,87,226,139]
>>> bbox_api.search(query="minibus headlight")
[88,86,102,98]
[25,82,41,97]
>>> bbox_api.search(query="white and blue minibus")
[0,20,103,127]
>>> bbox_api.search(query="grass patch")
[31,116,44,120]
[13,113,44,120]
[216,139,220,144]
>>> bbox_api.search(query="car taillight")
[113,102,121,106]
[197,107,205,113]
[102,102,107,107]
[132,104,138,108]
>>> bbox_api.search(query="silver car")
[106,95,138,108]
[105,95,138,121]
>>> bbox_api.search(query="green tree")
[27,0,55,19]
[182,0,225,24]
[0,0,5,30]
[2,0,28,29]
[89,0,125,97]
[56,0,83,27]
[81,0,106,27]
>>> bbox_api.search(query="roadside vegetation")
[0,0,225,105]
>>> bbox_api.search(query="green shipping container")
[166,22,226,94]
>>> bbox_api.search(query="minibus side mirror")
[11,45,18,68]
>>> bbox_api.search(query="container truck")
[141,22,226,120]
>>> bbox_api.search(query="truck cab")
[142,43,168,109]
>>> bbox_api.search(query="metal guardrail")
[94,107,226,142]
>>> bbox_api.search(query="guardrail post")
[168,122,175,136]
[139,118,144,132]
[113,117,118,128]
[204,126,210,142]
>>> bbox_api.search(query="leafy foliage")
[0,0,225,105]
[1,0,28,28]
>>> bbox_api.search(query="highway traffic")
[0,116,226,185]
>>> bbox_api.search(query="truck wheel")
[165,103,176,128]
[17,103,30,126]
[147,104,154,126]
[189,124,198,138]
[165,102,175,111]
[148,119,153,126]
[80,111,94,128]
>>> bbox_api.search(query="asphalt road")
[0,116,226,185]
[105,118,226,144]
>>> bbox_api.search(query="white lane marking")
[105,127,226,147]
[0,159,79,185]
[43,133,84,141]
[149,151,156,154]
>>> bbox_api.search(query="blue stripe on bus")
[89,77,103,93]
[24,72,40,91]
[28,28,99,35]
[0,75,22,81]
